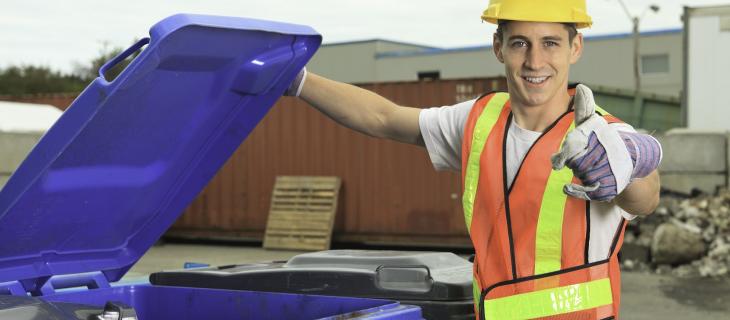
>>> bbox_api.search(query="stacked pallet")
[263,176,341,250]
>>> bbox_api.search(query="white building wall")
[375,47,503,82]
[572,32,682,97]
[686,6,730,130]
[306,40,433,83]
[306,41,379,83]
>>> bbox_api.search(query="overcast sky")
[2,0,729,73]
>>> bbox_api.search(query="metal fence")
[590,85,682,132]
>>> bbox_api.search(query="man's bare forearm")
[615,170,660,216]
[299,72,422,145]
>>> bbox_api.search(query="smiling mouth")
[522,76,549,85]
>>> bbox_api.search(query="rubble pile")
[622,188,730,278]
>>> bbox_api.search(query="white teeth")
[524,76,548,84]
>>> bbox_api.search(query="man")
[286,0,661,318]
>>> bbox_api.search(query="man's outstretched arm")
[616,169,660,216]
[298,72,424,146]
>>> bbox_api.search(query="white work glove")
[550,84,634,201]
[284,67,307,97]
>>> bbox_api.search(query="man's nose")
[524,47,546,70]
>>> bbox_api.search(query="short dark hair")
[495,20,578,45]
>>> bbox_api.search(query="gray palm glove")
[284,67,307,97]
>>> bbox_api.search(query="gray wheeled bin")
[150,250,476,320]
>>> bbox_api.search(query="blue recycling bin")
[0,14,422,320]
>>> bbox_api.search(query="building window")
[721,16,730,32]
[418,71,440,81]
[641,54,669,75]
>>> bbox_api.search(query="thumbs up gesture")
[550,84,634,201]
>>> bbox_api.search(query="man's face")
[493,21,583,108]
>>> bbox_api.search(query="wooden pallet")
[263,176,341,251]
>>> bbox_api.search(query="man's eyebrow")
[506,35,564,42]
[507,35,529,42]
[542,35,564,41]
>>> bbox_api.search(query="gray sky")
[2,0,729,73]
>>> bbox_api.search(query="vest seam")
[506,108,573,195]
[609,218,626,256]
[585,201,591,264]
[481,258,611,296]
[501,112,518,281]
[479,258,613,320]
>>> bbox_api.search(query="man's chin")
[515,91,549,107]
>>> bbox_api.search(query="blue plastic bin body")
[41,284,422,320]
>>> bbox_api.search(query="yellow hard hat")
[481,0,593,29]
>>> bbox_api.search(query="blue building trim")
[374,28,683,59]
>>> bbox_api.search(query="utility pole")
[633,16,640,112]
[632,15,642,127]
[615,0,659,127]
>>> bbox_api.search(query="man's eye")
[544,41,559,47]
[511,41,527,48]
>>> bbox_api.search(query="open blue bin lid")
[0,14,321,293]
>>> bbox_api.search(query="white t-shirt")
[419,98,636,262]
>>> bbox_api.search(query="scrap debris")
[622,188,730,278]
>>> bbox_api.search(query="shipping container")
[169,77,506,247]
[2,78,509,247]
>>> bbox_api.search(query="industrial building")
[308,28,683,98]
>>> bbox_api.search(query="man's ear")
[493,33,504,63]
[570,33,584,64]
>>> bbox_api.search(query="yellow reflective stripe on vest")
[484,278,613,319]
[473,278,481,309]
[595,105,610,116]
[534,122,576,275]
[462,93,509,233]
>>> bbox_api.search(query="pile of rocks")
[621,188,730,278]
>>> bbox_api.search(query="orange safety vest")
[462,88,626,319]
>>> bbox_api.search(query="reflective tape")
[462,93,509,233]
[473,278,481,309]
[484,278,613,319]
[595,104,611,116]
[534,122,576,275]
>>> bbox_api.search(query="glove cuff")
[284,67,307,97]
[620,131,662,179]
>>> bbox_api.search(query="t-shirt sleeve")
[418,99,475,172]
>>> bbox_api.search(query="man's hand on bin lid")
[284,68,307,97]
